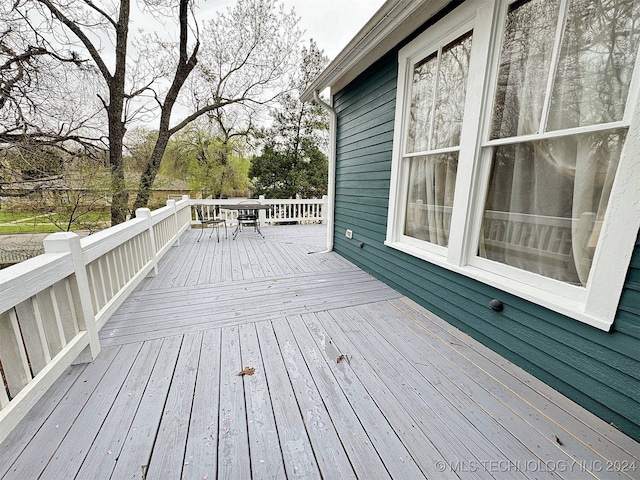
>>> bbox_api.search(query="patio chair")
[195,204,227,242]
[234,200,264,239]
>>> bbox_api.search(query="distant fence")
[0,245,45,266]
[0,196,191,444]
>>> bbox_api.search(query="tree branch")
[36,0,112,83]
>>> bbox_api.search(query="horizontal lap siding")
[332,52,640,442]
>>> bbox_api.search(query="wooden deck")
[1,224,638,479]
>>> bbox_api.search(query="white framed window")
[386,0,640,330]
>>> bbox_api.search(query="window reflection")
[406,33,473,153]
[547,0,640,130]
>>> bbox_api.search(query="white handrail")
[0,195,191,444]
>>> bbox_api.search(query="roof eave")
[301,0,453,102]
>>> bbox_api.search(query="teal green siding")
[332,52,640,442]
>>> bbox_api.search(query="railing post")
[43,232,101,363]
[136,208,158,277]
[321,195,328,224]
[180,195,190,240]
[167,199,180,246]
[258,194,267,226]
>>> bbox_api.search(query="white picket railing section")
[0,196,191,444]
[189,195,328,226]
[0,195,326,443]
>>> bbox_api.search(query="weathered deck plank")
[217,326,251,480]
[182,328,222,480]
[288,314,395,479]
[271,318,357,479]
[390,298,640,475]
[39,342,146,479]
[1,225,638,480]
[312,309,459,479]
[1,345,121,479]
[108,335,183,480]
[146,332,201,479]
[0,364,86,479]
[254,319,322,478]
[100,267,400,346]
[327,307,511,480]
[365,301,558,468]
[238,322,286,479]
[74,338,165,478]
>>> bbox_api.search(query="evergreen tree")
[250,39,329,198]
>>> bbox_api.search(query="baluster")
[0,309,31,398]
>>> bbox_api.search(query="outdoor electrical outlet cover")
[345,229,353,239]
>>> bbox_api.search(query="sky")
[197,0,388,61]
[280,0,387,59]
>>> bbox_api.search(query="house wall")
[332,51,640,442]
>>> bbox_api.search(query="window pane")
[406,31,473,153]
[407,53,437,153]
[479,131,625,285]
[432,32,473,149]
[404,153,458,246]
[490,0,559,139]
[547,0,640,130]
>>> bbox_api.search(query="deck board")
[327,306,508,479]
[255,319,321,478]
[74,338,165,478]
[238,322,286,479]
[1,225,638,480]
[271,318,357,479]
[0,364,86,479]
[146,332,201,479]
[390,298,640,470]
[182,328,222,480]
[2,345,121,479]
[217,326,251,480]
[39,342,144,479]
[108,335,184,479]
[288,314,395,479]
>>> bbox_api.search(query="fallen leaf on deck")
[237,366,255,376]
[336,354,349,364]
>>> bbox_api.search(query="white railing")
[0,196,191,444]
[263,197,327,224]
[189,195,327,226]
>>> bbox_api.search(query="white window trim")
[385,0,640,331]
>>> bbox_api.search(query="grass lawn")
[0,211,110,234]
[0,211,36,222]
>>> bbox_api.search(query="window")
[386,0,640,330]
[404,32,472,248]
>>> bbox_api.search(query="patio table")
[222,203,271,239]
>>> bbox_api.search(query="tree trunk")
[108,0,131,225]
[132,132,170,210]
[108,110,128,225]
[131,0,197,212]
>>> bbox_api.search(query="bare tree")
[131,0,300,210]
[8,0,300,225]
[1,2,105,153]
